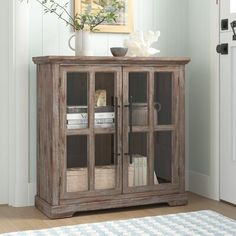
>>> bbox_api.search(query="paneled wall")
[188,0,219,199]
[0,1,10,204]
[188,0,211,176]
[29,0,188,182]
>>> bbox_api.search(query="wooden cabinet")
[33,56,190,218]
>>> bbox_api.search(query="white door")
[220,0,236,204]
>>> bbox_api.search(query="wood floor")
[0,192,236,234]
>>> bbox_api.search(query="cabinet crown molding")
[33,56,191,65]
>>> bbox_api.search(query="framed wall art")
[74,0,133,33]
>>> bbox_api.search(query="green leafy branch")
[20,0,125,31]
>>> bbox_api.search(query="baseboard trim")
[189,170,218,200]
[185,170,189,191]
[28,182,36,206]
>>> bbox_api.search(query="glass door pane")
[129,72,148,126]
[95,134,116,190]
[66,135,88,192]
[67,72,88,129]
[128,132,148,187]
[95,73,115,128]
[154,131,172,184]
[154,72,173,125]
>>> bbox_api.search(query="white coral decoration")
[124,31,160,57]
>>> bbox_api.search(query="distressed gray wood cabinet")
[33,56,190,218]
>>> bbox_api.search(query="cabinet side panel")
[37,64,54,204]
[179,66,185,192]
[51,64,60,205]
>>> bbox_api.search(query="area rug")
[1,210,236,236]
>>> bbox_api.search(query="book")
[67,112,115,120]
[67,119,88,125]
[67,118,114,129]
[142,157,147,186]
[67,106,87,113]
[67,123,114,129]
[67,105,114,113]
[67,124,87,129]
[95,118,114,124]
[154,172,159,185]
[132,155,148,186]
[94,123,115,128]
[67,118,114,125]
[134,157,139,186]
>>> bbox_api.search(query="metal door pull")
[231,21,236,41]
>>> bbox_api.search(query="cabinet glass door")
[154,72,173,126]
[67,72,89,129]
[123,68,179,193]
[66,135,88,192]
[123,70,149,189]
[153,72,178,187]
[94,71,121,191]
[95,134,116,190]
[60,67,122,199]
[65,71,90,195]
[154,131,172,184]
[94,72,115,128]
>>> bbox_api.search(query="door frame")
[219,0,236,203]
[209,0,220,200]
[7,0,30,206]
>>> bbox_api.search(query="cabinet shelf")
[67,129,90,136]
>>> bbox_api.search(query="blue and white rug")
[1,210,236,236]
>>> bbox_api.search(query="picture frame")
[74,0,133,33]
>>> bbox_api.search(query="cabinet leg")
[168,199,188,207]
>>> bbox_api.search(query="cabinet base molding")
[168,199,188,207]
[35,193,188,219]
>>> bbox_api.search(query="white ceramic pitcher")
[68,30,93,56]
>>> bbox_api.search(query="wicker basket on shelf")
[67,165,135,192]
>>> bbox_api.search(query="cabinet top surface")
[33,56,190,65]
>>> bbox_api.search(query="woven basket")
[67,168,88,192]
[67,165,135,192]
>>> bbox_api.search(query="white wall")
[188,0,219,200]
[0,0,10,204]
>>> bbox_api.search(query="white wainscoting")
[8,0,30,207]
[0,0,10,205]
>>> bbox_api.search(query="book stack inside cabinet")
[67,105,115,129]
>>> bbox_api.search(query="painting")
[74,0,133,33]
